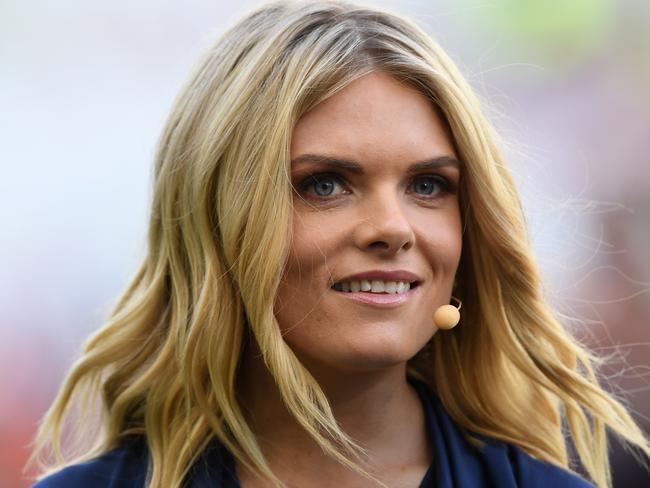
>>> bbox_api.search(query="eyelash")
[296,172,457,200]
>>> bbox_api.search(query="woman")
[29,1,650,487]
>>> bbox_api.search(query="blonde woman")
[29,1,650,487]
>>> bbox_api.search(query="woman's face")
[275,72,462,376]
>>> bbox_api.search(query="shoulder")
[409,378,595,488]
[507,443,595,488]
[31,437,148,488]
[31,435,236,488]
[460,426,595,488]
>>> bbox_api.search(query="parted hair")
[29,1,650,487]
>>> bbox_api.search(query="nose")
[352,187,415,255]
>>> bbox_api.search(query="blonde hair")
[29,1,650,487]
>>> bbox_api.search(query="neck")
[236,338,431,474]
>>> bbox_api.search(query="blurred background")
[1,0,649,486]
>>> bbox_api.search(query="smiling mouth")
[330,281,421,294]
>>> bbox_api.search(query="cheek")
[416,208,463,270]
[285,223,332,282]
[284,207,349,277]
[273,212,339,328]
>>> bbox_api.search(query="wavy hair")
[29,1,650,487]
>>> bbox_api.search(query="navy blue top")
[32,379,595,487]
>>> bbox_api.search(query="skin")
[237,71,462,487]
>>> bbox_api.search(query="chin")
[291,335,424,375]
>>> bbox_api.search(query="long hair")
[29,1,650,487]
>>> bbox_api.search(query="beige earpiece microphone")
[433,296,462,330]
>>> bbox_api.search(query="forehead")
[290,72,457,169]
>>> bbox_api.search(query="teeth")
[371,280,385,292]
[332,280,413,294]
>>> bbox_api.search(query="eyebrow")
[290,154,461,175]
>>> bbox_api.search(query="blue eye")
[299,174,344,197]
[411,175,457,198]
[411,176,445,196]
